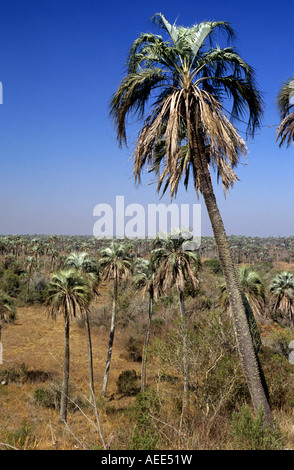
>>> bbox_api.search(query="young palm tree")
[219,266,266,316]
[46,269,92,422]
[65,252,100,397]
[269,271,294,327]
[276,77,294,147]
[109,13,272,423]
[99,241,132,397]
[133,256,157,393]
[219,265,266,352]
[152,232,201,412]
[0,290,16,363]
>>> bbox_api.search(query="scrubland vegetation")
[0,234,294,450]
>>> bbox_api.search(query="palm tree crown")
[152,232,201,297]
[219,265,265,316]
[99,241,132,282]
[65,252,100,297]
[269,271,294,326]
[46,269,92,321]
[276,77,294,147]
[110,12,262,197]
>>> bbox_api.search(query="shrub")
[34,381,85,412]
[129,426,159,451]
[203,259,223,275]
[125,336,142,362]
[229,404,284,450]
[128,389,161,450]
[0,270,22,297]
[116,370,139,396]
[259,347,294,410]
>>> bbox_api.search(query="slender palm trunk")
[60,315,70,422]
[178,289,189,413]
[85,311,95,399]
[141,290,153,393]
[191,118,272,423]
[101,272,118,397]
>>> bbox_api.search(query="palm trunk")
[178,289,189,413]
[85,311,95,399]
[191,115,272,424]
[141,290,153,393]
[60,314,70,422]
[101,272,118,397]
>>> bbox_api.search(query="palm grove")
[0,13,294,448]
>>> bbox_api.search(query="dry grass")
[0,301,143,450]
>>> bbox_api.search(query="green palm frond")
[269,271,294,324]
[99,241,132,282]
[151,232,201,297]
[276,77,294,147]
[46,269,92,320]
[110,12,263,198]
[0,290,16,324]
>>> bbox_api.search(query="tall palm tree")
[133,256,157,393]
[269,271,294,327]
[276,77,294,147]
[46,269,92,422]
[109,13,272,423]
[152,232,201,412]
[99,241,132,397]
[65,252,100,397]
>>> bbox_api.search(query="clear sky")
[0,0,293,237]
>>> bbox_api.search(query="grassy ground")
[1,268,294,450]
[0,300,144,450]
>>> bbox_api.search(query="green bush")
[0,270,22,297]
[128,389,161,450]
[260,348,294,410]
[129,426,159,450]
[116,370,139,396]
[229,404,284,450]
[203,259,223,275]
[125,336,142,362]
[34,382,85,412]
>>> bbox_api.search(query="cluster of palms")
[18,239,294,425]
[44,232,201,422]
[2,12,294,431]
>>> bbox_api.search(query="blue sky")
[0,0,293,237]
